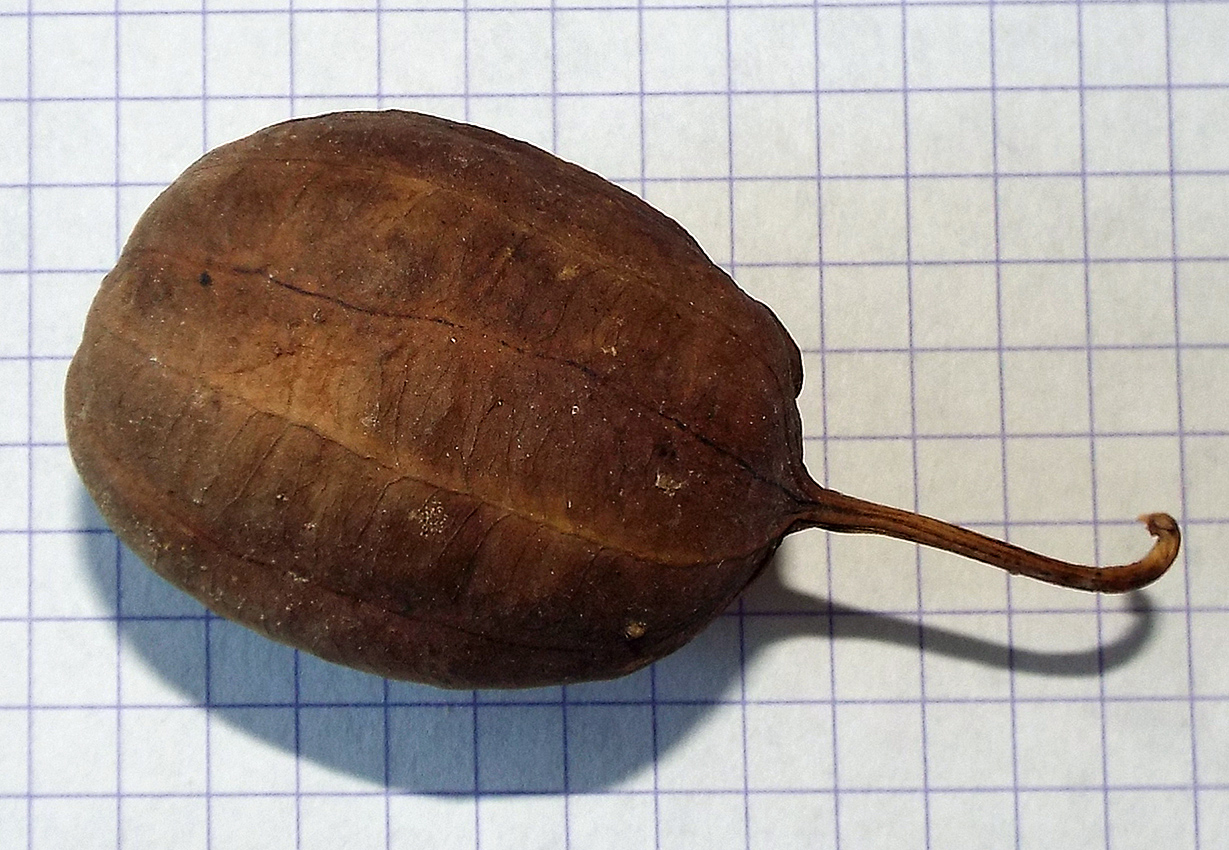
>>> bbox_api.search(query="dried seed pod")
[64,111,1180,688]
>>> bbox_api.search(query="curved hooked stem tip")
[802,489,1180,593]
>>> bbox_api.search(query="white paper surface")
[3,2,1228,849]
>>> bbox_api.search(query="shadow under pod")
[76,486,1160,794]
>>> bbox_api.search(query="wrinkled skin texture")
[65,110,821,687]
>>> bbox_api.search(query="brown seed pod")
[64,111,1181,688]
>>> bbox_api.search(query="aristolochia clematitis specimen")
[65,111,1180,688]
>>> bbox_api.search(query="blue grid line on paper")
[110,3,122,846]
[987,2,1024,841]
[287,0,297,111]
[1164,0,1204,841]
[5,778,1229,799]
[461,0,470,123]
[812,7,844,847]
[1076,9,1111,840]
[5,84,1229,113]
[632,9,663,849]
[11,166,1229,185]
[898,4,934,847]
[24,1,35,846]
[1077,8,1112,840]
[720,9,752,849]
[382,674,392,850]
[195,11,215,847]
[292,647,302,849]
[6,0,1229,16]
[14,682,1229,712]
[8,80,1229,97]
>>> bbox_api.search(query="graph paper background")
[2,0,1228,848]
